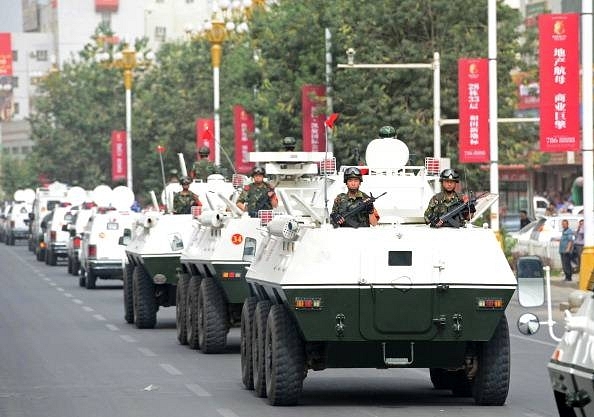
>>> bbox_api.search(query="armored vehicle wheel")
[430,368,453,390]
[265,304,305,406]
[85,268,97,289]
[133,265,157,329]
[241,297,257,390]
[48,248,57,266]
[36,248,45,262]
[472,316,510,405]
[123,263,134,324]
[186,277,201,349]
[197,277,228,353]
[8,234,14,246]
[67,256,73,274]
[72,258,80,276]
[78,272,86,287]
[44,248,50,265]
[176,273,190,345]
[252,300,272,397]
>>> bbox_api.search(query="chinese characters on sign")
[538,13,579,152]
[233,105,255,174]
[111,130,127,182]
[195,118,215,162]
[301,85,326,152]
[458,58,489,163]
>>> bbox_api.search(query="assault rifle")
[330,192,386,228]
[247,185,276,218]
[428,193,484,228]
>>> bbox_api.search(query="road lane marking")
[63,293,73,298]
[120,335,136,343]
[48,282,56,286]
[93,314,106,321]
[72,299,83,304]
[43,277,50,282]
[82,306,94,312]
[217,409,240,417]
[510,333,557,348]
[56,287,64,292]
[105,324,119,331]
[159,364,182,376]
[186,383,211,397]
[137,347,157,357]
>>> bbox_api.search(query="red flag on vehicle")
[325,113,340,129]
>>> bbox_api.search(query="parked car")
[511,214,582,269]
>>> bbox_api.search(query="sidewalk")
[549,270,585,312]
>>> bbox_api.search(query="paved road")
[0,243,569,417]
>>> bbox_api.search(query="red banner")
[458,58,489,163]
[0,33,13,77]
[233,105,255,174]
[95,0,118,12]
[539,13,580,152]
[195,118,215,162]
[111,130,127,182]
[301,85,326,152]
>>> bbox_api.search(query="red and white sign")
[0,33,13,77]
[233,105,255,174]
[301,85,326,152]
[111,130,127,182]
[458,58,489,163]
[539,13,580,152]
[195,118,215,162]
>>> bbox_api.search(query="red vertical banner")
[233,105,255,174]
[111,130,127,182]
[195,118,215,162]
[301,85,326,152]
[458,58,489,163]
[0,33,13,77]
[539,13,580,152]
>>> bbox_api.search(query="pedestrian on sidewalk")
[559,219,575,281]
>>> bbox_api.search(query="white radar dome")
[66,186,87,206]
[19,188,36,204]
[112,186,135,211]
[91,185,113,207]
[365,137,410,169]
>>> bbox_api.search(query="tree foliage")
[12,0,531,198]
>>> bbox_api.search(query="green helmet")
[439,168,460,183]
[379,125,396,138]
[282,136,296,150]
[179,176,192,185]
[343,167,363,183]
[198,146,210,157]
[252,166,265,176]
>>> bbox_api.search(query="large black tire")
[241,297,258,390]
[265,304,305,406]
[176,273,190,345]
[252,300,272,397]
[78,271,86,287]
[36,247,45,262]
[72,258,80,276]
[48,248,57,266]
[133,265,157,329]
[430,368,453,390]
[123,263,134,324]
[197,277,228,353]
[85,267,97,289]
[67,256,73,274]
[472,315,510,406]
[8,234,14,246]
[186,277,201,349]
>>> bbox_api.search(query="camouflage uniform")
[173,191,200,214]
[191,159,217,182]
[424,191,465,225]
[331,191,374,228]
[237,182,274,217]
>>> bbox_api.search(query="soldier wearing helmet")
[281,136,297,151]
[236,166,278,217]
[424,168,474,227]
[173,176,201,214]
[378,125,396,139]
[331,167,379,227]
[191,146,217,181]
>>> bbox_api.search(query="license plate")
[107,222,119,230]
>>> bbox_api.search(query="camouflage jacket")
[424,191,465,225]
[173,191,200,214]
[331,191,374,228]
[191,160,217,182]
[237,182,274,217]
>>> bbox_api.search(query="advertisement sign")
[539,13,580,152]
[111,130,127,182]
[233,105,255,174]
[195,118,215,162]
[458,58,489,163]
[301,85,326,152]
[0,33,13,77]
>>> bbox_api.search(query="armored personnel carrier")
[123,176,234,329]
[241,134,516,406]
[177,152,336,353]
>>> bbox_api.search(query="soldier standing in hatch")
[331,167,379,228]
[191,146,217,181]
[172,176,201,214]
[281,136,297,151]
[424,168,474,227]
[236,166,278,217]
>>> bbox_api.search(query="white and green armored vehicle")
[241,135,516,406]
[122,176,234,329]
[177,152,336,353]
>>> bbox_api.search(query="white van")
[4,202,32,245]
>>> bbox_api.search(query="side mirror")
[61,224,68,232]
[123,228,132,238]
[517,312,540,335]
[28,212,34,220]
[69,229,76,237]
[516,256,545,307]
[118,235,131,246]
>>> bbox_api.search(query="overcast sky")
[0,0,23,32]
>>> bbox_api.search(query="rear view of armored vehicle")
[177,152,334,353]
[29,182,69,260]
[4,189,35,246]
[241,134,516,406]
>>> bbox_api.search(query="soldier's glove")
[363,198,374,213]
[330,213,345,228]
